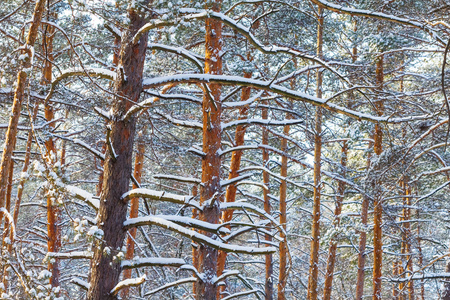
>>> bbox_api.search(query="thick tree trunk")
[121,128,146,299]
[87,5,150,299]
[372,55,384,300]
[307,6,323,300]
[262,103,273,300]
[195,0,222,298]
[322,141,348,300]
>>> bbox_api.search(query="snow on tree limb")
[45,251,93,260]
[121,188,199,207]
[144,277,197,296]
[133,10,349,83]
[71,278,90,290]
[125,215,231,235]
[110,275,146,296]
[121,257,186,269]
[153,174,201,184]
[123,216,276,255]
[142,74,435,123]
[45,67,116,103]
[308,0,445,45]
[222,289,262,300]
[64,185,99,210]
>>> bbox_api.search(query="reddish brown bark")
[217,72,252,295]
[262,104,273,300]
[121,128,146,299]
[393,260,399,299]
[322,141,348,300]
[196,0,222,297]
[373,55,384,300]
[307,6,323,300]
[0,0,47,233]
[41,16,62,288]
[87,4,150,299]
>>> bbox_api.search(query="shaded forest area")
[1,0,450,299]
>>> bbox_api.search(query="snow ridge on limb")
[142,74,435,123]
[121,257,186,269]
[132,10,348,84]
[125,215,231,235]
[110,275,146,296]
[64,185,99,210]
[45,251,93,260]
[123,216,276,255]
[308,0,445,45]
[71,278,90,290]
[144,277,197,296]
[121,188,200,208]
[45,67,116,103]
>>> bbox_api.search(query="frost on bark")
[195,0,223,297]
[86,3,150,299]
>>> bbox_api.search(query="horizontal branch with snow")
[123,216,276,255]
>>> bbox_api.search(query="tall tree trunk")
[262,103,273,300]
[372,55,384,300]
[355,139,372,300]
[322,141,348,300]
[217,72,252,287]
[277,114,290,300]
[0,0,46,232]
[121,128,146,299]
[87,3,150,299]
[307,6,323,300]
[42,15,61,289]
[195,0,222,298]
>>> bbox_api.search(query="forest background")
[1,0,450,299]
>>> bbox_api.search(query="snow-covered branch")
[121,257,186,269]
[142,74,434,123]
[110,275,146,296]
[123,216,276,255]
